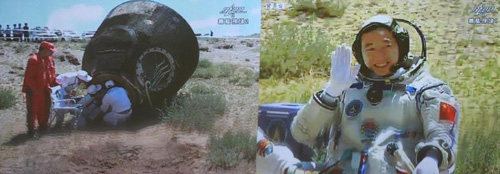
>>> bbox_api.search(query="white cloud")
[189,16,218,29]
[46,4,104,32]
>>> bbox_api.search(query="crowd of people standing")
[0,23,30,42]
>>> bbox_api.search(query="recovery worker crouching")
[100,80,132,127]
[76,80,132,129]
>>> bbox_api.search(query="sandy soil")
[0,37,259,174]
[198,38,260,135]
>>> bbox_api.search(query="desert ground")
[0,37,260,174]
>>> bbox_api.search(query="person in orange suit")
[22,41,58,137]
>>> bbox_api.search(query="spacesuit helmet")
[87,84,102,95]
[352,15,429,105]
[352,15,412,80]
[105,80,115,88]
[77,70,93,82]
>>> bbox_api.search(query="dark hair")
[352,19,410,76]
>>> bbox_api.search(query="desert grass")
[208,131,256,169]
[0,88,16,109]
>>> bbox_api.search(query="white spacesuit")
[289,15,459,174]
[55,70,93,98]
[53,70,93,127]
[256,127,301,174]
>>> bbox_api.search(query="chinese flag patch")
[440,102,456,123]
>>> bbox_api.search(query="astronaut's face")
[361,27,399,77]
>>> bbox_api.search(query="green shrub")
[208,131,256,169]
[198,59,213,68]
[376,8,388,14]
[246,42,254,47]
[290,0,317,12]
[450,57,500,174]
[193,62,237,79]
[289,0,348,18]
[458,129,499,174]
[189,84,216,95]
[229,68,257,87]
[215,64,235,78]
[0,88,16,109]
[193,59,239,79]
[163,92,226,132]
[286,9,301,17]
[261,21,334,79]
[192,67,216,79]
[316,0,349,18]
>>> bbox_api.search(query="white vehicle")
[60,30,81,42]
[82,31,95,41]
[32,28,59,42]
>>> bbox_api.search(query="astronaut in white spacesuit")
[287,15,460,174]
[55,70,93,98]
[53,70,93,128]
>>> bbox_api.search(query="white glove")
[325,43,360,96]
[256,145,300,174]
[414,156,439,174]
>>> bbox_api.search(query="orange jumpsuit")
[22,53,57,131]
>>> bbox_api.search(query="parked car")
[32,29,59,42]
[60,30,81,42]
[82,31,95,41]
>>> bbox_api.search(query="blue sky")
[0,0,260,37]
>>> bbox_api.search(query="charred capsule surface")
[82,0,199,110]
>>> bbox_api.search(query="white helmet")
[76,70,93,82]
[105,80,115,88]
[87,84,102,95]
